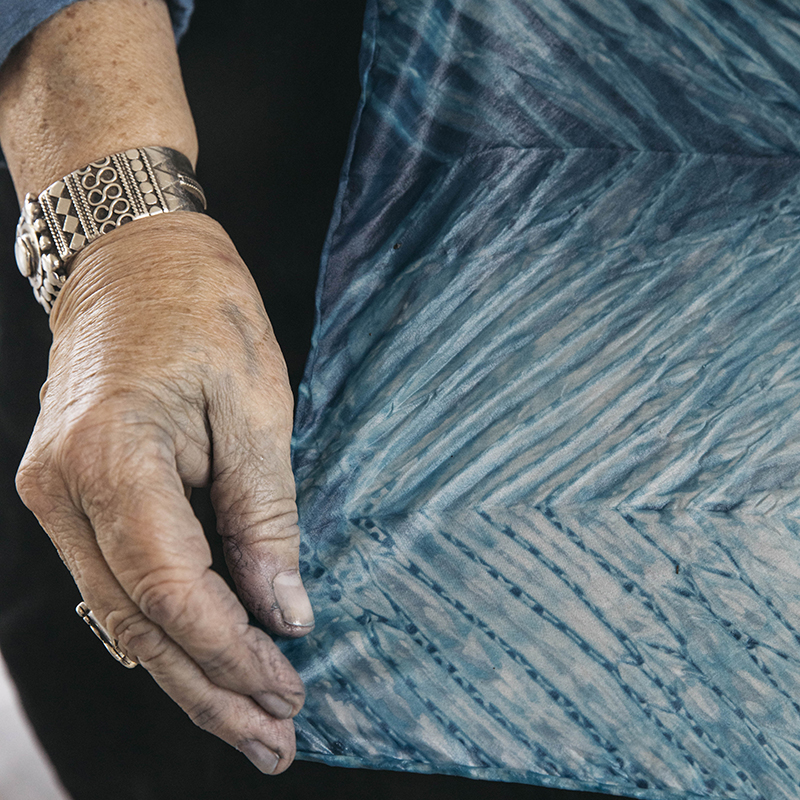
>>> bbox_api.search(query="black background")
[0,1,615,797]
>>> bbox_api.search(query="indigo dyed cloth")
[286,1,800,798]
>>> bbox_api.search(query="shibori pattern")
[38,148,172,263]
[286,1,800,799]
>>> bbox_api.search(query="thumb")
[209,418,314,638]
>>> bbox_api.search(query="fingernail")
[273,571,315,629]
[253,691,294,719]
[238,740,280,775]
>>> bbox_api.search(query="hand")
[15,212,314,775]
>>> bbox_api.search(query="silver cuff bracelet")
[14,146,206,313]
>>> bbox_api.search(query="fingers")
[208,396,315,638]
[80,437,305,710]
[14,485,297,773]
[19,406,308,713]
[97,564,297,774]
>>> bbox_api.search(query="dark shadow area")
[182,0,366,394]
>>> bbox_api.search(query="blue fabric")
[0,0,193,71]
[287,1,800,798]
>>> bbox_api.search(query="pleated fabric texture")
[285,1,800,798]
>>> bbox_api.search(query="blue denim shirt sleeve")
[0,0,194,70]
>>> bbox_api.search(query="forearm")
[0,0,197,203]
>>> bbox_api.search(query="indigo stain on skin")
[220,300,260,376]
[284,1,800,798]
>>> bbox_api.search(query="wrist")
[50,213,255,332]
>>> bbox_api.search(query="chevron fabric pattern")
[284,2,800,798]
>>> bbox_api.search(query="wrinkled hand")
[15,213,313,775]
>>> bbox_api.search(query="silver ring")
[75,602,138,669]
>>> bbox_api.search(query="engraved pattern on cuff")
[15,146,206,313]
